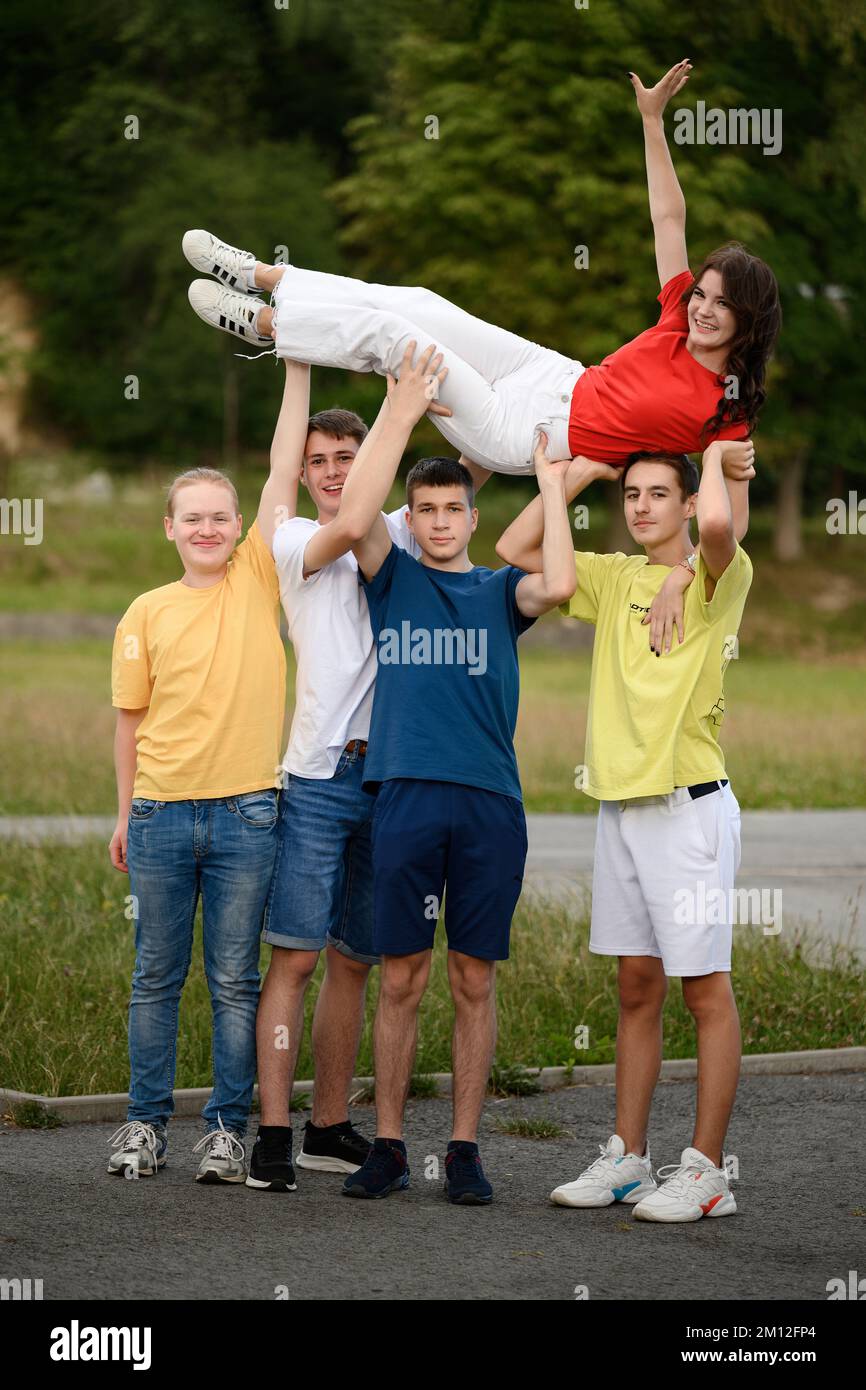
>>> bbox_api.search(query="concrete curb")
[2,1046,864,1125]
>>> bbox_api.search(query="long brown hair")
[682,242,781,442]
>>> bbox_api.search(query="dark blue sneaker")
[444,1141,493,1204]
[342,1137,409,1198]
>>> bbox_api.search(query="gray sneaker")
[193,1119,247,1184]
[107,1120,167,1177]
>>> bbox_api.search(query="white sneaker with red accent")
[632,1145,736,1222]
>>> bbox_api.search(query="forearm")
[727,478,750,543]
[643,115,686,226]
[496,465,597,570]
[459,455,492,494]
[271,361,310,475]
[338,400,413,540]
[538,479,576,600]
[114,722,140,821]
[697,446,734,536]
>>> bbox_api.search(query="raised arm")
[644,441,755,652]
[496,455,620,572]
[514,435,578,617]
[256,360,311,550]
[629,60,692,287]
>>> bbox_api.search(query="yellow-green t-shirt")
[561,544,752,800]
[111,521,287,800]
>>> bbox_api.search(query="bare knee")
[449,953,496,1008]
[266,947,319,991]
[325,945,371,985]
[380,955,429,1010]
[618,956,667,1013]
[682,972,737,1021]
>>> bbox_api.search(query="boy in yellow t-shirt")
[106,362,309,1183]
[497,439,755,1224]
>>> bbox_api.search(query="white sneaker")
[550,1133,656,1207]
[632,1145,736,1222]
[187,279,273,346]
[107,1120,167,1176]
[182,228,258,293]
[192,1117,247,1184]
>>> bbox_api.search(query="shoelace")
[255,1132,293,1163]
[193,1117,245,1163]
[108,1120,161,1156]
[210,237,255,287]
[234,283,281,362]
[446,1149,481,1182]
[364,1144,404,1179]
[579,1140,625,1180]
[653,1160,719,1197]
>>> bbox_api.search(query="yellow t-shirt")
[561,544,752,800]
[111,521,287,800]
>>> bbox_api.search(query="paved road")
[523,809,866,954]
[4,810,864,952]
[2,1072,863,1301]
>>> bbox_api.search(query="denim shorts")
[262,746,379,965]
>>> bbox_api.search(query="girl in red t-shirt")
[185,62,780,477]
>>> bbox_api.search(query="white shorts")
[589,783,742,976]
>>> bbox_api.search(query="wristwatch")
[678,553,697,575]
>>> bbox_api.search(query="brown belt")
[343,739,368,757]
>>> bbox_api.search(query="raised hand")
[385,340,452,423]
[717,439,756,481]
[629,59,693,120]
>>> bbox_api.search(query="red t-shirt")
[567,270,749,464]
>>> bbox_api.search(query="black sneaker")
[245,1125,297,1192]
[296,1119,372,1174]
[444,1141,493,1204]
[342,1137,409,1198]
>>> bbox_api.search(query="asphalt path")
[2,1071,863,1302]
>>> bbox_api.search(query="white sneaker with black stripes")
[187,280,273,346]
[182,228,258,292]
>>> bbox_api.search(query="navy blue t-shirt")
[360,545,536,801]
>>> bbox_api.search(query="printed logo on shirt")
[629,602,651,615]
[378,621,488,676]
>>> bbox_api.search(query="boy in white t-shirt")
[245,357,491,1191]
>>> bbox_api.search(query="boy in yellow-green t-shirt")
[106,362,309,1183]
[497,439,755,1224]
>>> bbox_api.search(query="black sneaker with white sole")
[187,279,274,347]
[296,1119,372,1174]
[245,1125,297,1192]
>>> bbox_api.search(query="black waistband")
[687,779,728,800]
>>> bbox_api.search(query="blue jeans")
[125,790,278,1134]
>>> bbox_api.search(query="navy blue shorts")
[370,779,528,960]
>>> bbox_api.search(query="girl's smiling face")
[686,268,737,355]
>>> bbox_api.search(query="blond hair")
[165,468,240,518]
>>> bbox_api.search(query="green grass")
[1,843,862,1097]
[4,455,866,656]
[2,637,864,814]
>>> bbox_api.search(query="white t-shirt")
[273,507,421,778]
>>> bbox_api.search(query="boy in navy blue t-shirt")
[333,341,576,1204]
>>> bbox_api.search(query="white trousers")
[272,266,584,475]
